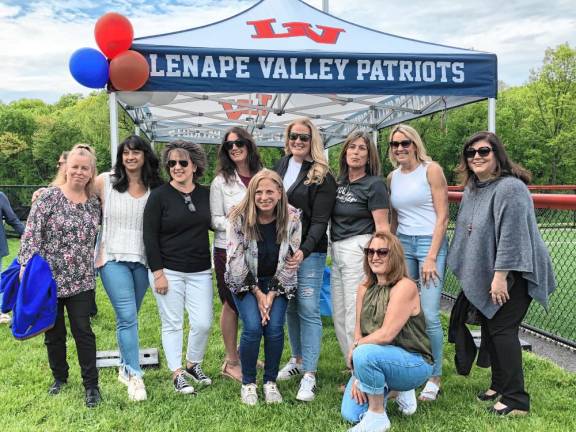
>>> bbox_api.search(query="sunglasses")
[223,140,246,151]
[183,194,196,213]
[464,146,492,159]
[167,159,189,168]
[389,140,412,149]
[363,247,390,258]
[288,132,311,143]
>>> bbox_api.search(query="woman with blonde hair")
[387,123,448,403]
[19,144,103,407]
[274,118,336,402]
[225,169,301,405]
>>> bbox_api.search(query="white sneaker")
[347,410,391,432]
[396,390,417,415]
[127,375,147,402]
[118,367,130,387]
[263,382,283,404]
[0,313,11,325]
[296,373,317,402]
[241,383,258,406]
[277,358,302,381]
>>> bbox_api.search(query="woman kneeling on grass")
[341,231,433,432]
[225,169,301,405]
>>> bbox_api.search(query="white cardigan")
[210,171,248,249]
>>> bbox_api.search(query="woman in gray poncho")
[447,131,555,416]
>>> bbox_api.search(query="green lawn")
[1,239,575,431]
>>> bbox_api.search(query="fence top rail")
[448,185,576,192]
[448,191,576,210]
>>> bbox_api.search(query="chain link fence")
[444,192,576,348]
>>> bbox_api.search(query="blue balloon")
[69,47,109,89]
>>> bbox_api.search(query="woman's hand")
[285,249,304,270]
[18,266,25,281]
[351,378,367,405]
[153,271,168,295]
[346,346,355,370]
[254,288,271,325]
[490,272,509,305]
[421,255,439,287]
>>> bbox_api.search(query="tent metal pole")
[322,0,329,13]
[109,92,119,167]
[488,98,496,132]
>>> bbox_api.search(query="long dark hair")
[457,131,531,186]
[338,131,381,181]
[216,127,262,183]
[112,135,163,192]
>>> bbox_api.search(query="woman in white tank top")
[387,124,448,403]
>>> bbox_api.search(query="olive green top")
[360,283,433,365]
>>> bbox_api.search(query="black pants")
[481,273,532,411]
[44,290,99,389]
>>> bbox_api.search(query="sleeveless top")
[390,163,436,236]
[96,173,150,267]
[360,283,433,364]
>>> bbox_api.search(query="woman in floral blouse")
[19,144,102,408]
[225,169,301,406]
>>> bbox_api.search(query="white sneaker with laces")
[128,375,147,402]
[241,383,258,405]
[118,367,130,387]
[347,410,391,432]
[263,382,283,404]
[396,389,417,415]
[296,373,317,402]
[173,372,195,395]
[277,358,302,381]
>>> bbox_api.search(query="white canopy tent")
[110,0,497,160]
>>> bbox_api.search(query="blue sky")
[1,0,574,103]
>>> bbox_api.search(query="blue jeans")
[234,277,288,385]
[341,345,433,423]
[286,252,326,372]
[397,234,447,377]
[100,261,149,377]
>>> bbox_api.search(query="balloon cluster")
[69,13,149,91]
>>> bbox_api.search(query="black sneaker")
[185,363,212,385]
[173,372,196,394]
[85,387,102,408]
[48,379,67,395]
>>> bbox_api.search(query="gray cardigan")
[447,177,556,318]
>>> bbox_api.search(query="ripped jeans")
[286,252,326,373]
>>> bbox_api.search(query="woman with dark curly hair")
[143,140,213,395]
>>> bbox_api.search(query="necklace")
[466,188,483,236]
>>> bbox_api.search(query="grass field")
[1,239,575,431]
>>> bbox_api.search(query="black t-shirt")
[257,221,280,277]
[143,183,211,273]
[330,175,389,241]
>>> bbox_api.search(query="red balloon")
[95,12,134,59]
[109,50,150,91]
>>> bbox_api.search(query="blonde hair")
[387,124,432,168]
[363,231,408,287]
[52,144,98,196]
[229,169,289,243]
[284,118,329,185]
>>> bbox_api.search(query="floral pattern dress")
[19,187,101,298]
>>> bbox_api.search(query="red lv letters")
[247,18,345,44]
[220,94,273,120]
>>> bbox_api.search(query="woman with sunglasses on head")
[143,141,213,395]
[274,118,336,402]
[19,144,102,408]
[226,169,301,405]
[330,131,389,369]
[93,135,162,402]
[447,132,555,416]
[341,231,433,432]
[386,124,448,404]
[210,127,263,382]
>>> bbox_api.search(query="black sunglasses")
[288,132,311,143]
[183,194,196,213]
[389,140,412,149]
[167,159,189,168]
[464,146,492,159]
[223,140,247,151]
[363,247,390,258]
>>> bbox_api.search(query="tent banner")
[133,47,497,97]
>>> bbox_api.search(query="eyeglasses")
[288,132,311,143]
[183,194,196,213]
[167,159,189,168]
[223,140,246,151]
[389,140,412,149]
[464,146,492,159]
[363,248,390,258]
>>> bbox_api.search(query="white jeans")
[330,234,372,359]
[150,268,213,372]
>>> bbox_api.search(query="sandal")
[221,359,242,383]
[418,381,441,401]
